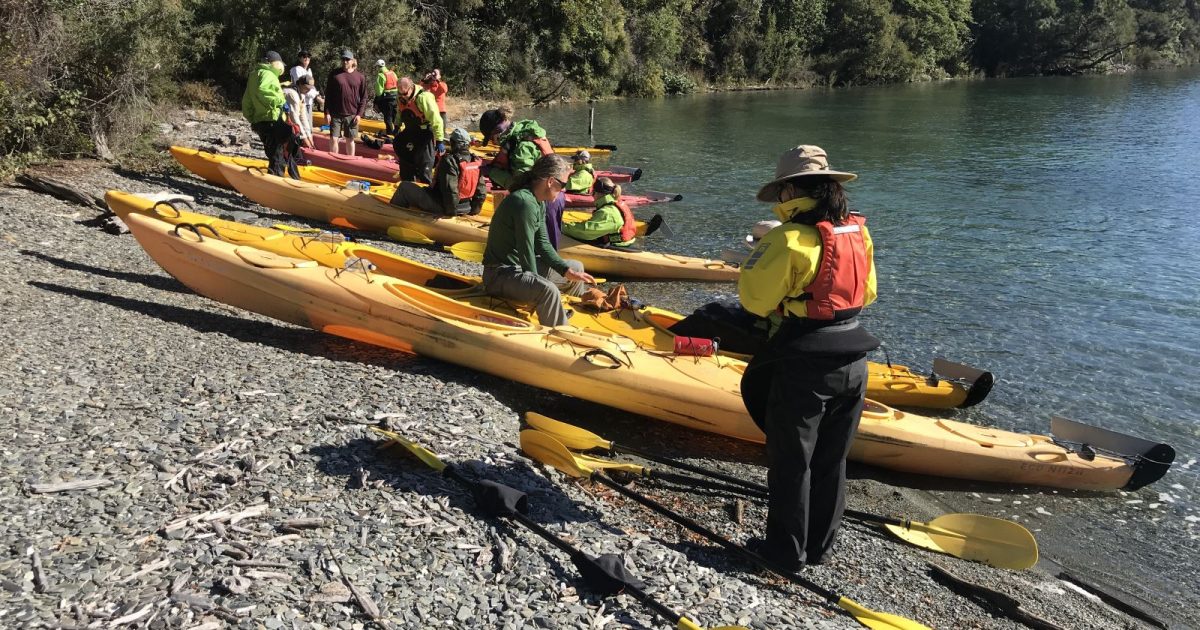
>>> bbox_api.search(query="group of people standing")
[244,47,877,574]
[240,48,450,180]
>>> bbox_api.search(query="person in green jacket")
[566,150,595,194]
[482,154,595,326]
[393,77,445,183]
[373,59,399,135]
[240,50,296,178]
[562,177,637,248]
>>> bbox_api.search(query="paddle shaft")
[442,467,692,629]
[612,443,770,494]
[648,470,769,499]
[590,472,840,604]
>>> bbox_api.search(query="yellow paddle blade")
[836,597,933,630]
[386,225,436,245]
[519,429,594,479]
[370,427,447,472]
[524,412,613,452]
[573,451,647,476]
[883,514,1038,570]
[272,224,323,233]
[446,241,486,262]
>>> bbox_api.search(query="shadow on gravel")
[310,437,654,628]
[21,249,191,294]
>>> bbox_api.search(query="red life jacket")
[799,214,869,320]
[458,158,481,201]
[492,135,554,171]
[615,200,636,243]
[383,70,398,91]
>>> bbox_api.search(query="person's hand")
[435,141,445,155]
[564,268,595,285]
[353,115,361,126]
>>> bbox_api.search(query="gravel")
[0,108,1190,629]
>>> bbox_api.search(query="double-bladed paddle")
[520,429,932,630]
[524,412,1039,570]
[370,428,748,630]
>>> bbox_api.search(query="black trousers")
[375,93,398,135]
[393,125,434,184]
[741,349,867,566]
[251,120,298,179]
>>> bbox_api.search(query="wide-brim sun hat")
[756,145,857,202]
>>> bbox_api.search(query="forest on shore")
[2,0,1199,168]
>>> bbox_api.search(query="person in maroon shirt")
[323,49,369,156]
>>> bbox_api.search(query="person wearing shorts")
[323,49,368,156]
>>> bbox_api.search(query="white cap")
[376,59,386,67]
[745,220,782,245]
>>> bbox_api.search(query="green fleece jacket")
[489,119,548,190]
[241,63,285,124]
[561,193,634,247]
[482,188,569,274]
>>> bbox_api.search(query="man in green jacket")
[241,50,296,178]
[482,154,595,326]
[393,77,445,183]
[373,59,399,135]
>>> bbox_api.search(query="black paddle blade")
[471,478,530,517]
[571,552,644,595]
[644,214,664,237]
[594,144,618,151]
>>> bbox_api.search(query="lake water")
[527,72,1200,505]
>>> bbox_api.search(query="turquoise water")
[528,71,1200,497]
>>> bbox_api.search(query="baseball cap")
[376,59,386,67]
[341,49,355,60]
[262,51,283,63]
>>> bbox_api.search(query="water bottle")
[344,180,365,192]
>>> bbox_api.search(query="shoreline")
[0,111,1194,629]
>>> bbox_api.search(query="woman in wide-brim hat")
[737,145,880,572]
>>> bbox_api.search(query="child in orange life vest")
[561,177,637,247]
[388,128,486,216]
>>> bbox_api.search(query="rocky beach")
[0,108,1194,630]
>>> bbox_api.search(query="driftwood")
[15,173,107,211]
[30,549,50,593]
[928,563,1065,630]
[29,478,112,494]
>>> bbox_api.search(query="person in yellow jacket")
[565,150,595,194]
[737,145,879,572]
[393,77,445,184]
[373,59,399,135]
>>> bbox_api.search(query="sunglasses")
[548,176,567,189]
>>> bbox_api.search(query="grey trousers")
[539,258,587,297]
[482,265,569,326]
[388,181,442,215]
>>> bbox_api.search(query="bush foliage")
[2,0,1198,164]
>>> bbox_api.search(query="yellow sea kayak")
[106,190,973,410]
[215,165,740,281]
[116,206,1171,490]
[170,146,603,225]
[309,111,616,158]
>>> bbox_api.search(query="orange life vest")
[492,135,554,170]
[383,70,398,91]
[458,158,481,201]
[615,200,636,243]
[398,86,427,121]
[799,214,869,320]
